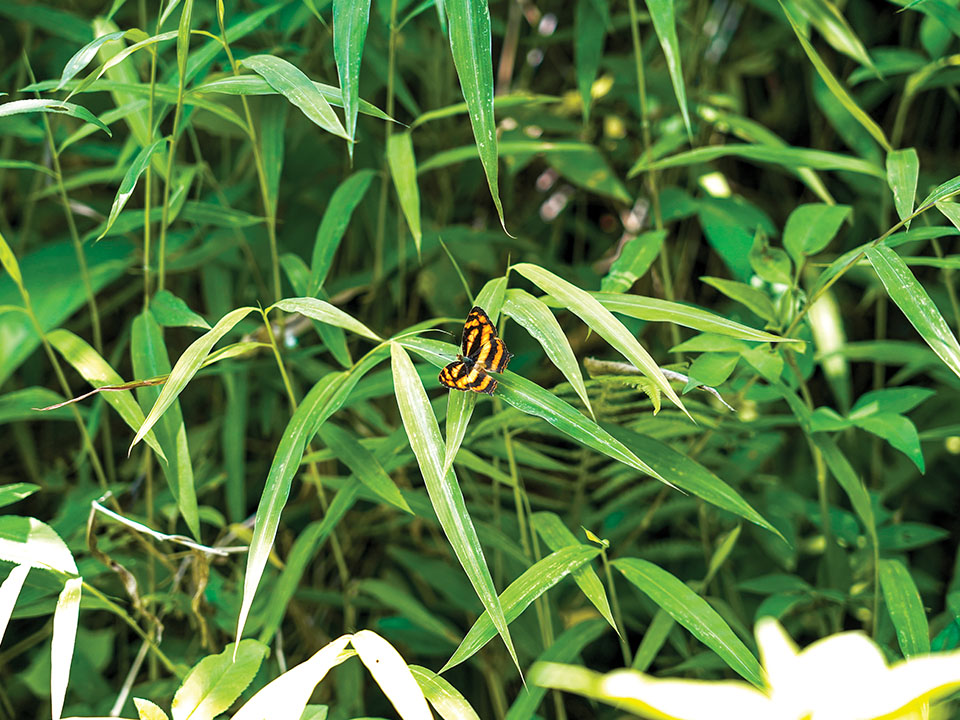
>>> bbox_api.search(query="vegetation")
[1,0,959,717]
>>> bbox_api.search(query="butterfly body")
[439,306,513,395]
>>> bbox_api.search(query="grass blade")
[98,138,166,241]
[886,148,919,229]
[0,99,111,136]
[646,0,693,139]
[879,558,930,658]
[444,0,507,232]
[310,169,376,294]
[441,546,601,672]
[387,132,423,255]
[513,263,689,418]
[333,0,373,158]
[390,342,521,677]
[612,557,764,686]
[504,288,594,418]
[866,244,960,380]
[240,54,349,140]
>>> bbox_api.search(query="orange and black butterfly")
[438,306,513,395]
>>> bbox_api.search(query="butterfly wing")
[475,337,512,373]
[461,306,498,360]
[439,360,497,395]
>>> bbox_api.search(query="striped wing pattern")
[438,306,513,395]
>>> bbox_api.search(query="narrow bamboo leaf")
[260,99,287,217]
[441,277,506,477]
[387,132,422,254]
[886,148,919,229]
[56,30,129,90]
[600,230,667,293]
[151,289,210,330]
[811,434,876,541]
[333,0,372,157]
[646,0,693,138]
[237,350,387,643]
[0,483,38,509]
[318,423,412,513]
[0,516,77,573]
[575,0,606,123]
[444,0,507,231]
[778,1,891,152]
[629,144,884,179]
[192,76,394,121]
[131,311,200,539]
[410,665,482,720]
[46,329,165,458]
[547,148,631,203]
[0,228,24,295]
[390,342,521,676]
[441,546,601,672]
[310,169,376,294]
[612,558,764,686]
[684,276,790,326]
[0,565,30,646]
[98,138,166,241]
[865,244,960,380]
[879,559,930,658]
[351,631,432,720]
[937,201,960,231]
[0,99,111,136]
[258,484,361,645]
[170,640,268,720]
[504,288,593,417]
[132,307,256,450]
[782,204,852,265]
[0,159,56,177]
[240,55,349,140]
[231,636,353,720]
[530,512,616,631]
[402,337,666,484]
[176,0,194,89]
[270,297,381,341]
[513,263,689,418]
[71,30,178,99]
[918,174,960,210]
[505,619,608,720]
[51,577,82,720]
[791,0,876,71]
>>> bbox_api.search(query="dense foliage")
[1,0,959,717]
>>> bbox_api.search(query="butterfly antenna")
[438,236,474,305]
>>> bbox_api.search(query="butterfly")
[438,306,513,395]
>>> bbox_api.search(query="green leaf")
[444,0,507,232]
[240,55,349,140]
[513,263,689,418]
[850,386,935,417]
[605,425,781,536]
[865,244,960,381]
[851,412,925,472]
[97,138,167,240]
[600,230,667,293]
[749,234,793,286]
[390,342,520,676]
[504,288,593,417]
[530,512,616,631]
[333,0,372,157]
[918,174,960,210]
[270,297,381,341]
[318,423,412,513]
[151,289,210,330]
[51,577,82,720]
[0,99,111,136]
[937,201,960,231]
[131,311,200,538]
[886,149,920,229]
[612,557,764,686]
[629,144,884,180]
[879,559,930,658]
[778,0,891,152]
[171,640,268,720]
[237,350,387,643]
[687,352,740,386]
[56,30,129,90]
[574,0,606,123]
[0,516,78,574]
[132,307,256,451]
[441,545,601,672]
[0,483,39,510]
[402,336,667,484]
[646,0,693,139]
[410,665,482,720]
[546,149,631,204]
[0,564,30,646]
[310,169,376,294]
[783,204,852,265]
[352,631,434,719]
[46,328,165,458]
[697,278,777,325]
[359,579,460,643]
[387,132,423,254]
